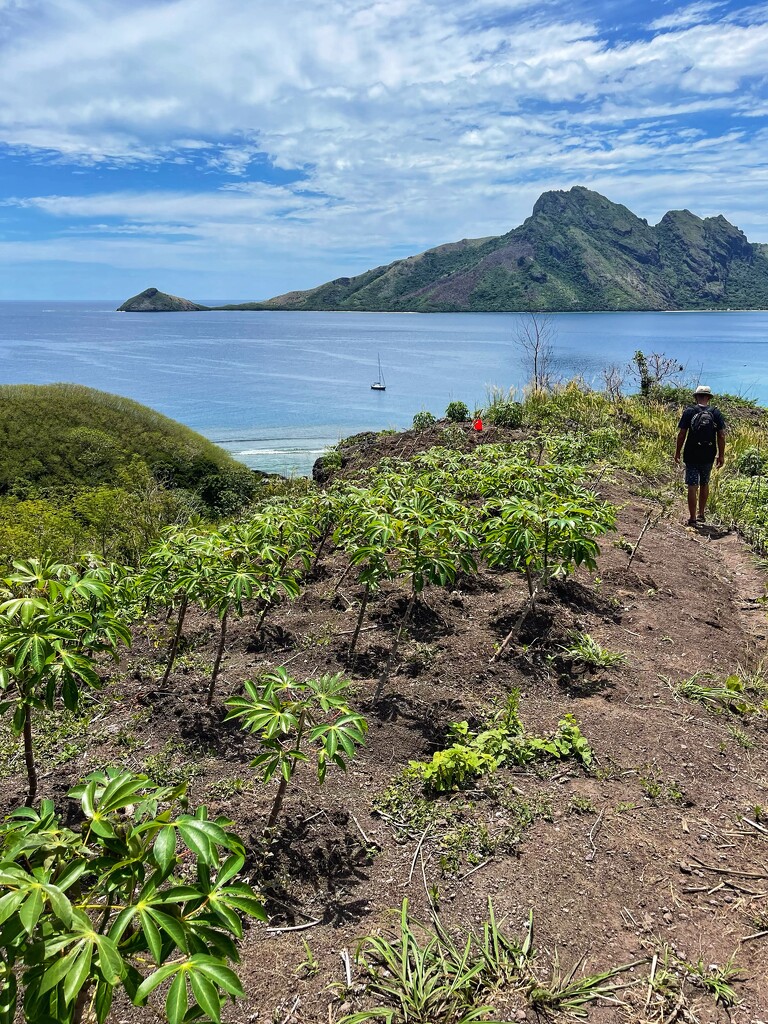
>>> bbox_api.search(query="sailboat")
[371,354,386,391]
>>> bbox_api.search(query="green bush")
[485,401,523,428]
[412,410,437,430]
[445,401,469,422]
[0,768,264,1024]
[737,447,766,477]
[440,423,466,449]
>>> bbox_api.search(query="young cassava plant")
[225,667,368,829]
[0,768,265,1024]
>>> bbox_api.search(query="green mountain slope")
[250,187,768,312]
[0,384,248,494]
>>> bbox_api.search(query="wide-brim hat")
[694,385,713,396]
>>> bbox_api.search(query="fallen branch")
[689,854,768,879]
[268,919,322,934]
[626,508,665,573]
[585,808,605,862]
[741,929,768,943]
[406,825,432,885]
[459,859,492,881]
[351,813,375,848]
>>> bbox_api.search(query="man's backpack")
[689,407,717,447]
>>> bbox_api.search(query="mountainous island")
[118,186,768,312]
[117,286,209,312]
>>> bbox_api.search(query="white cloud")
[1,0,768,295]
[650,2,724,30]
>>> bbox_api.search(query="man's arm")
[716,430,725,467]
[674,428,686,465]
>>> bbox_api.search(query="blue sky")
[0,0,767,299]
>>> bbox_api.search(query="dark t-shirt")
[678,404,726,466]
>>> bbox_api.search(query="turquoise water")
[0,302,766,475]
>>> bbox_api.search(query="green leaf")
[54,860,88,893]
[63,940,93,1006]
[41,883,74,928]
[94,980,115,1024]
[139,908,163,964]
[108,906,137,944]
[146,908,188,953]
[166,971,188,1024]
[11,704,25,736]
[89,817,117,839]
[39,948,78,996]
[214,853,244,888]
[18,886,44,935]
[193,956,245,998]
[0,965,17,1024]
[134,963,180,1003]
[176,818,231,862]
[153,826,177,873]
[0,889,25,926]
[157,885,204,904]
[189,968,222,1023]
[94,934,125,986]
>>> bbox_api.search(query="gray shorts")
[685,463,713,486]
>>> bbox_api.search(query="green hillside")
[0,385,258,565]
[247,186,768,312]
[0,384,244,493]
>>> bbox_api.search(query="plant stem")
[162,593,188,685]
[72,982,92,1024]
[524,563,535,598]
[257,599,272,629]
[374,590,416,702]
[312,524,332,570]
[348,584,370,656]
[207,609,228,706]
[267,710,305,829]
[23,703,37,806]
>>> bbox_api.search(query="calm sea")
[0,301,766,475]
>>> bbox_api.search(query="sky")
[0,0,767,300]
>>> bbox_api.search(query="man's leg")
[687,485,698,522]
[699,483,709,516]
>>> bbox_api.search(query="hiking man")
[674,385,725,527]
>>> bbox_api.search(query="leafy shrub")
[445,401,469,422]
[386,692,593,802]
[737,447,766,477]
[416,745,498,794]
[440,423,466,449]
[412,410,437,430]
[485,400,523,428]
[0,768,264,1024]
[225,667,368,828]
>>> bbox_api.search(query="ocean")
[0,301,766,476]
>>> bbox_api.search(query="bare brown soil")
[3,434,768,1023]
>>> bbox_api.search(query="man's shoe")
[686,518,697,527]
[697,513,706,522]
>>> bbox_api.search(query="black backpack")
[689,407,717,447]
